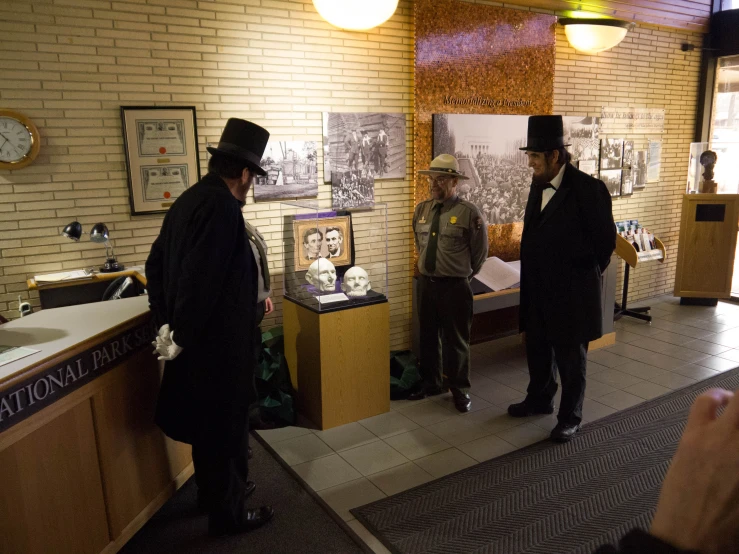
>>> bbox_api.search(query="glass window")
[721,0,737,10]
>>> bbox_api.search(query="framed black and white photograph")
[647,140,662,183]
[622,140,634,168]
[332,169,375,209]
[564,116,599,141]
[570,138,601,167]
[254,140,318,201]
[621,168,634,196]
[120,106,200,215]
[292,215,352,271]
[600,138,624,170]
[323,112,406,182]
[578,159,598,176]
[600,168,622,197]
[634,150,648,188]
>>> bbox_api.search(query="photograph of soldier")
[323,112,407,181]
[600,138,624,169]
[253,140,318,201]
[332,169,375,209]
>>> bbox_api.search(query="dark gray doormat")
[120,432,367,554]
[352,367,739,554]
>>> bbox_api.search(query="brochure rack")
[614,234,667,322]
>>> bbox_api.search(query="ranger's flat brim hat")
[418,153,469,180]
[519,115,571,152]
[206,118,270,176]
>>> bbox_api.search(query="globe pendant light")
[313,0,399,31]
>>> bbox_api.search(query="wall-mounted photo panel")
[621,168,634,196]
[254,141,318,201]
[332,169,375,210]
[634,150,648,188]
[323,112,406,182]
[622,140,634,168]
[600,168,622,197]
[600,138,624,170]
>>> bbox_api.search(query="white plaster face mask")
[341,266,371,297]
[306,258,337,292]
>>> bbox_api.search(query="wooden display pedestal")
[614,234,667,322]
[674,194,739,302]
[283,298,390,430]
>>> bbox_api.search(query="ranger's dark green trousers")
[417,275,473,392]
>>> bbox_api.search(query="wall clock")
[0,109,41,170]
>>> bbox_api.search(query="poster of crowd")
[600,138,624,169]
[332,169,375,209]
[323,112,407,182]
[253,141,318,201]
[600,168,623,197]
[432,114,599,225]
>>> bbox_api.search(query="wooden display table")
[282,298,390,430]
[674,194,739,304]
[0,297,191,554]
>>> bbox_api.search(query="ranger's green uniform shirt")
[413,195,488,278]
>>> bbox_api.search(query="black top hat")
[206,118,270,176]
[519,115,571,152]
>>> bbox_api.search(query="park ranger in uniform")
[410,154,488,412]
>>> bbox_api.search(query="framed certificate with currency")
[121,106,201,215]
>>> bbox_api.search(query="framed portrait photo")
[293,216,352,271]
[121,106,201,215]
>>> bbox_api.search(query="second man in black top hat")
[147,117,275,536]
[508,115,616,443]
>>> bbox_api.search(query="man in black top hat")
[146,118,274,535]
[507,115,615,443]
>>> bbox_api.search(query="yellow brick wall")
[0,0,415,350]
[0,0,704,349]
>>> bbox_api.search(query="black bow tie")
[534,182,555,192]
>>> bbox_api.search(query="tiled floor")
[258,295,739,553]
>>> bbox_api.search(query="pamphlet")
[315,292,350,304]
[0,346,40,368]
[473,257,520,291]
[35,269,93,283]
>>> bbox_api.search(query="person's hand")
[152,330,183,361]
[265,297,274,315]
[649,388,739,554]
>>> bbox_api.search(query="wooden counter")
[0,297,192,554]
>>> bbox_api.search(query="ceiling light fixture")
[559,17,634,55]
[313,0,399,31]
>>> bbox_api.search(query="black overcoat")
[145,172,257,456]
[519,163,616,344]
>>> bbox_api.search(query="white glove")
[151,327,183,361]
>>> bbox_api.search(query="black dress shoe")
[550,422,580,443]
[197,481,256,513]
[208,506,274,536]
[451,389,472,413]
[407,386,444,401]
[507,401,555,418]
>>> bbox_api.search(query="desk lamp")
[61,221,124,273]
